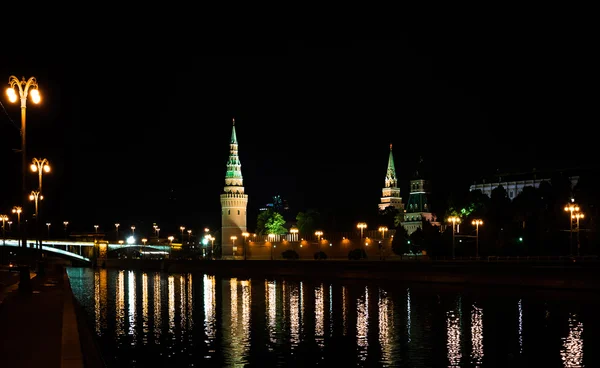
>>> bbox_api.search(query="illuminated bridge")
[1,239,171,263]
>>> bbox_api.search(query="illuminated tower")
[220,119,248,259]
[401,157,440,234]
[379,144,403,211]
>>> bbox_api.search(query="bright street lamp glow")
[127,236,135,245]
[30,88,41,104]
[6,88,17,103]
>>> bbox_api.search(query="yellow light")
[29,194,34,200]
[242,232,249,237]
[6,88,17,103]
[30,164,37,172]
[43,164,50,173]
[30,88,41,104]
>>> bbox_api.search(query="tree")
[391,226,410,256]
[256,209,287,235]
[378,206,399,228]
[296,209,321,235]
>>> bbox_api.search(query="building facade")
[379,144,403,211]
[220,119,248,259]
[401,158,440,235]
[469,175,579,200]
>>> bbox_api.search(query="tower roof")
[412,155,427,180]
[231,118,238,144]
[385,144,397,186]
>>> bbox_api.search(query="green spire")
[385,143,397,188]
[231,118,238,143]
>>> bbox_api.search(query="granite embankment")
[99,258,600,291]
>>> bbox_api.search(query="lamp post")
[131,226,136,236]
[63,221,69,238]
[94,225,99,233]
[115,223,120,241]
[46,222,51,238]
[156,228,160,241]
[357,222,367,239]
[180,226,185,242]
[187,229,192,244]
[6,76,41,256]
[30,158,50,194]
[378,226,388,260]
[564,202,580,255]
[447,216,461,258]
[208,235,215,259]
[315,230,323,244]
[242,232,249,260]
[28,190,43,248]
[141,238,147,259]
[168,236,174,259]
[268,233,275,260]
[12,206,22,247]
[572,212,584,256]
[1,215,8,246]
[471,219,483,258]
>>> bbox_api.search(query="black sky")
[0,31,596,237]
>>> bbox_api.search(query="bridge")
[1,239,171,263]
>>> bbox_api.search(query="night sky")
[0,33,596,237]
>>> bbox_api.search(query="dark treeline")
[388,171,599,257]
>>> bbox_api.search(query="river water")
[67,267,599,367]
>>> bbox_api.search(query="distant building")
[401,157,440,235]
[379,144,403,211]
[469,169,579,200]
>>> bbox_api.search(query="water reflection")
[226,278,251,366]
[203,274,216,346]
[518,299,523,354]
[447,309,461,366]
[142,273,149,344]
[289,281,301,350]
[315,283,324,348]
[168,275,175,334]
[407,288,412,343]
[153,273,161,343]
[379,288,392,364]
[471,304,484,366]
[357,286,369,362]
[66,268,598,367]
[266,280,277,347]
[561,313,584,367]
[128,271,136,342]
[116,270,125,336]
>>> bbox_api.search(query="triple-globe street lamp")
[447,216,461,258]
[471,219,483,258]
[12,206,22,247]
[6,76,41,253]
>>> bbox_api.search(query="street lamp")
[208,235,215,259]
[28,190,43,248]
[447,216,461,258]
[168,236,175,259]
[187,229,192,243]
[357,222,367,239]
[231,235,238,256]
[94,225,99,233]
[242,231,249,260]
[315,230,323,243]
[12,206,22,247]
[142,238,147,258]
[131,226,136,236]
[378,226,388,239]
[156,228,160,240]
[63,221,69,238]
[180,226,185,242]
[1,215,9,246]
[572,212,584,256]
[268,233,275,260]
[564,202,580,255]
[378,226,388,260]
[471,219,483,258]
[7,75,41,255]
[30,158,50,193]
[115,223,120,241]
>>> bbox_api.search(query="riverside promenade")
[0,261,103,368]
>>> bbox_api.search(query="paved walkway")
[0,264,85,368]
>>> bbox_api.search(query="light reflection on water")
[66,268,599,367]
